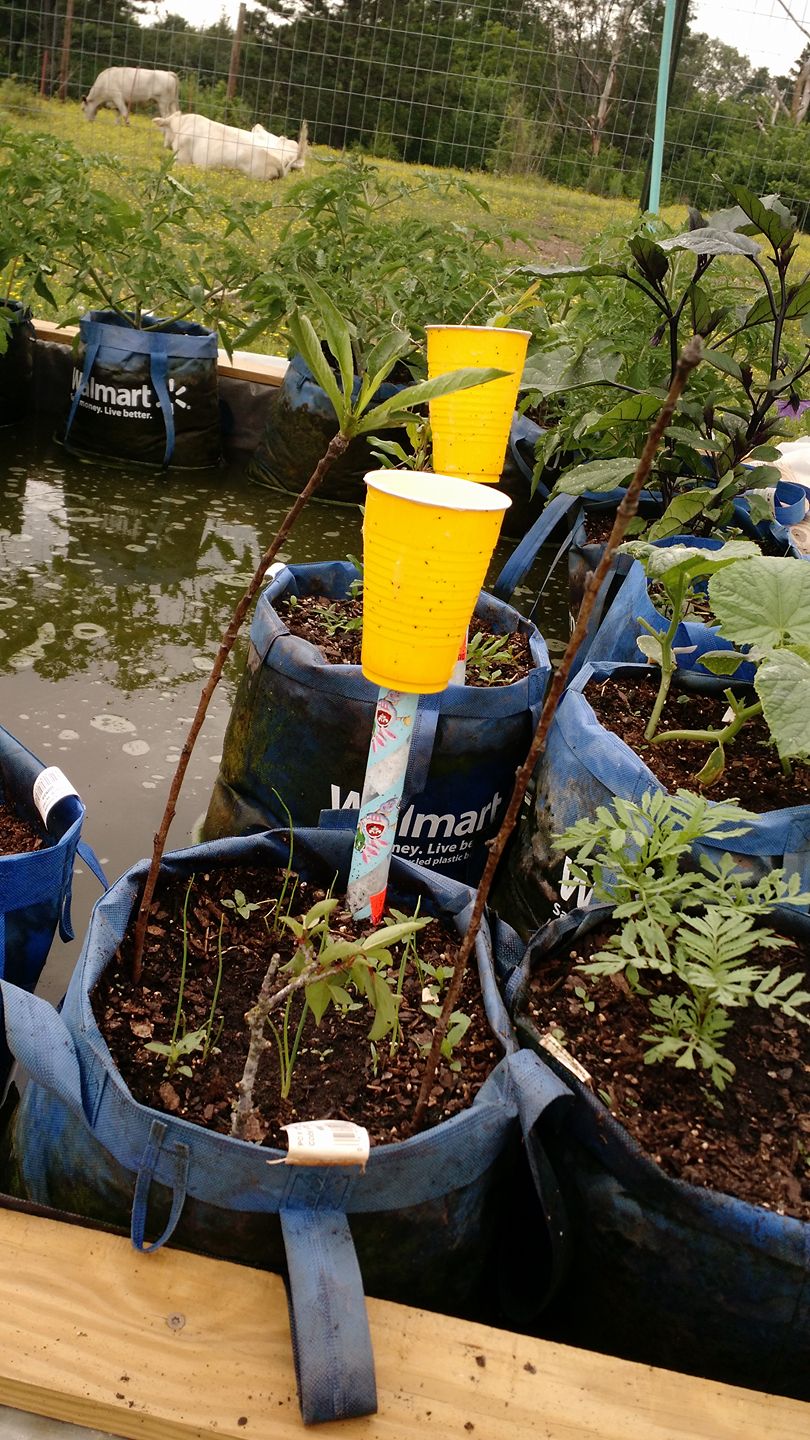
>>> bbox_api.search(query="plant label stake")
[347,690,420,920]
[346,469,510,921]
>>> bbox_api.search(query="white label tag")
[280,1119,370,1169]
[538,1032,593,1088]
[32,767,79,825]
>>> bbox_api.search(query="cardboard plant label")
[32,766,79,826]
[281,1119,370,1169]
[538,1032,593,1088]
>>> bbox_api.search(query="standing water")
[0,416,567,1004]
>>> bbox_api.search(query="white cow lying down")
[252,123,307,171]
[82,66,179,123]
[154,113,308,181]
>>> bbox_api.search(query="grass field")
[6,94,810,353]
[9,95,686,264]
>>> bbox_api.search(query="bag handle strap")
[59,841,109,943]
[280,1206,378,1423]
[63,324,103,442]
[148,334,176,468]
[130,1119,190,1253]
[0,981,85,1116]
[492,493,580,601]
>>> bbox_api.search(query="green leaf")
[302,277,356,403]
[551,457,637,496]
[520,343,623,396]
[584,393,663,431]
[689,283,714,336]
[709,556,810,651]
[636,634,663,664]
[353,366,507,435]
[703,349,743,381]
[628,233,669,283]
[664,426,723,453]
[697,649,748,676]
[755,650,810,760]
[659,227,760,258]
[723,186,796,249]
[357,328,413,411]
[694,745,726,786]
[742,293,775,329]
[623,539,759,589]
[287,308,346,425]
[647,490,714,541]
[785,280,810,320]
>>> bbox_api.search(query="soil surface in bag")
[94,863,500,1147]
[0,805,43,857]
[277,596,533,685]
[589,675,810,808]
[526,923,809,1219]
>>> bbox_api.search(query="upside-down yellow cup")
[426,324,530,484]
[361,470,511,693]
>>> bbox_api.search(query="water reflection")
[0,417,568,1000]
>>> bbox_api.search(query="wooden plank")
[0,1209,804,1440]
[31,319,288,387]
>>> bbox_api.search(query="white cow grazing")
[82,67,179,124]
[252,123,307,171]
[154,113,308,181]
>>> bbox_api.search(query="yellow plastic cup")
[426,324,530,484]
[361,470,511,693]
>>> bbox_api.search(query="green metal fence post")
[648,0,678,214]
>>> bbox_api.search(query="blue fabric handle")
[402,693,441,802]
[493,492,580,600]
[148,334,175,468]
[281,1206,377,1424]
[63,326,103,442]
[77,840,109,890]
[131,1119,190,1253]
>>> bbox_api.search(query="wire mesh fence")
[1,1,809,219]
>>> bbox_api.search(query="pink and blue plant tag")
[346,688,420,921]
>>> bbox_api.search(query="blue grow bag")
[1,826,570,1424]
[505,902,810,1400]
[203,561,550,888]
[502,661,810,934]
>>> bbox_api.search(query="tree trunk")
[590,0,639,157]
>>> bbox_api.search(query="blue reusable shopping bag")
[2,826,571,1425]
[203,562,551,887]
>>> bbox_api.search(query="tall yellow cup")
[361,470,511,693]
[426,324,530,484]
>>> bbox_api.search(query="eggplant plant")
[620,537,759,736]
[521,185,810,540]
[647,555,810,784]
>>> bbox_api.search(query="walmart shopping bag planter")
[0,727,105,1082]
[1,826,571,1425]
[503,661,810,935]
[504,902,810,1400]
[0,299,35,426]
[62,311,221,469]
[202,560,550,887]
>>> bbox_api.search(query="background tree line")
[1,0,808,220]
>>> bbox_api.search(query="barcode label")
[281,1119,370,1169]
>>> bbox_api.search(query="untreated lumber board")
[31,319,288,387]
[0,1207,804,1440]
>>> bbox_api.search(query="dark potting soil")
[526,924,810,1219]
[278,594,532,684]
[93,863,501,1149]
[588,674,810,809]
[0,804,43,857]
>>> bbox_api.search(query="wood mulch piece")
[0,803,44,857]
[94,863,501,1149]
[526,923,810,1219]
[277,594,533,685]
[588,673,810,809]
